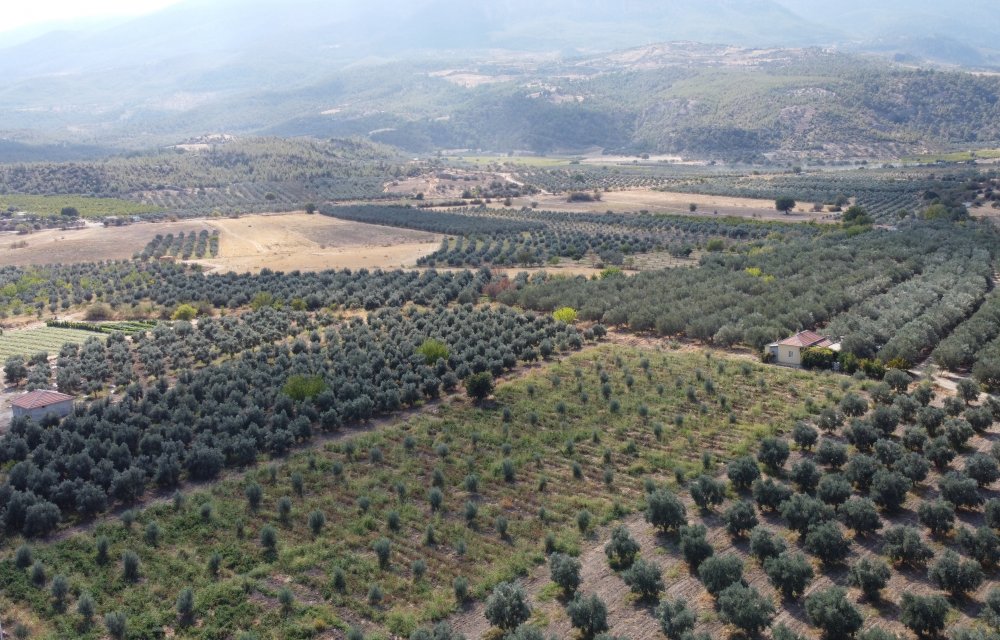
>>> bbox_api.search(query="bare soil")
[0,213,443,273]
[0,220,214,266]
[196,213,442,273]
[491,189,838,223]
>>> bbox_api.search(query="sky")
[0,0,182,33]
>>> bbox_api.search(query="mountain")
[1,0,999,160]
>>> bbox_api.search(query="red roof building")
[11,390,76,421]
[768,331,840,367]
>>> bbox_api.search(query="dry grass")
[489,188,837,223]
[0,213,444,272]
[197,213,441,273]
[0,221,214,267]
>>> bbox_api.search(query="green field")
[0,344,851,639]
[902,148,1000,164]
[0,195,162,219]
[0,326,106,360]
[446,155,576,167]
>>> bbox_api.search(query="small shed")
[11,390,75,422]
[767,331,840,367]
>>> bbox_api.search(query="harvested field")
[0,213,442,272]
[0,220,214,266]
[490,188,837,222]
[197,213,442,273]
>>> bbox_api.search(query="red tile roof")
[777,331,829,348]
[11,390,75,410]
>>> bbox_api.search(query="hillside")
[2,1,1000,160]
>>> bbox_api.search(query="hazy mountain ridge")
[1,0,999,160]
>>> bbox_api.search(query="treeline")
[0,262,489,319]
[323,205,813,268]
[0,137,399,215]
[0,305,591,536]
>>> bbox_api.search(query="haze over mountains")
[1,0,999,159]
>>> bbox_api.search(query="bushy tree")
[780,493,834,535]
[844,454,881,492]
[690,474,725,510]
[790,459,823,493]
[840,392,868,417]
[928,550,983,596]
[985,587,1000,627]
[717,583,774,636]
[939,472,983,509]
[621,558,663,601]
[484,582,531,631]
[988,499,1000,529]
[817,473,852,505]
[805,587,863,640]
[884,368,911,393]
[749,526,787,560]
[752,477,792,511]
[4,355,27,385]
[176,587,195,627]
[373,538,392,570]
[679,524,713,569]
[883,525,933,566]
[804,521,851,565]
[645,488,686,532]
[655,598,695,640]
[957,378,980,403]
[925,436,956,470]
[845,420,880,452]
[566,593,608,639]
[604,525,640,569]
[723,500,758,537]
[955,526,1000,567]
[793,422,819,451]
[549,552,581,595]
[764,552,813,599]
[900,593,949,638]
[965,453,1000,487]
[917,500,955,536]
[697,554,743,596]
[105,611,128,640]
[464,372,494,401]
[758,437,790,470]
[818,408,843,433]
[122,550,141,582]
[870,469,912,512]
[848,557,891,601]
[894,452,930,483]
[727,456,760,490]
[816,438,849,469]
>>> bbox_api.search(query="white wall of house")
[13,399,73,422]
[770,345,802,366]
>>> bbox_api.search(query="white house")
[12,390,75,422]
[767,331,840,367]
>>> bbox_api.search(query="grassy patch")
[0,195,162,218]
[901,147,1000,163]
[0,327,106,360]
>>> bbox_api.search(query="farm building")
[11,390,75,422]
[767,331,840,367]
